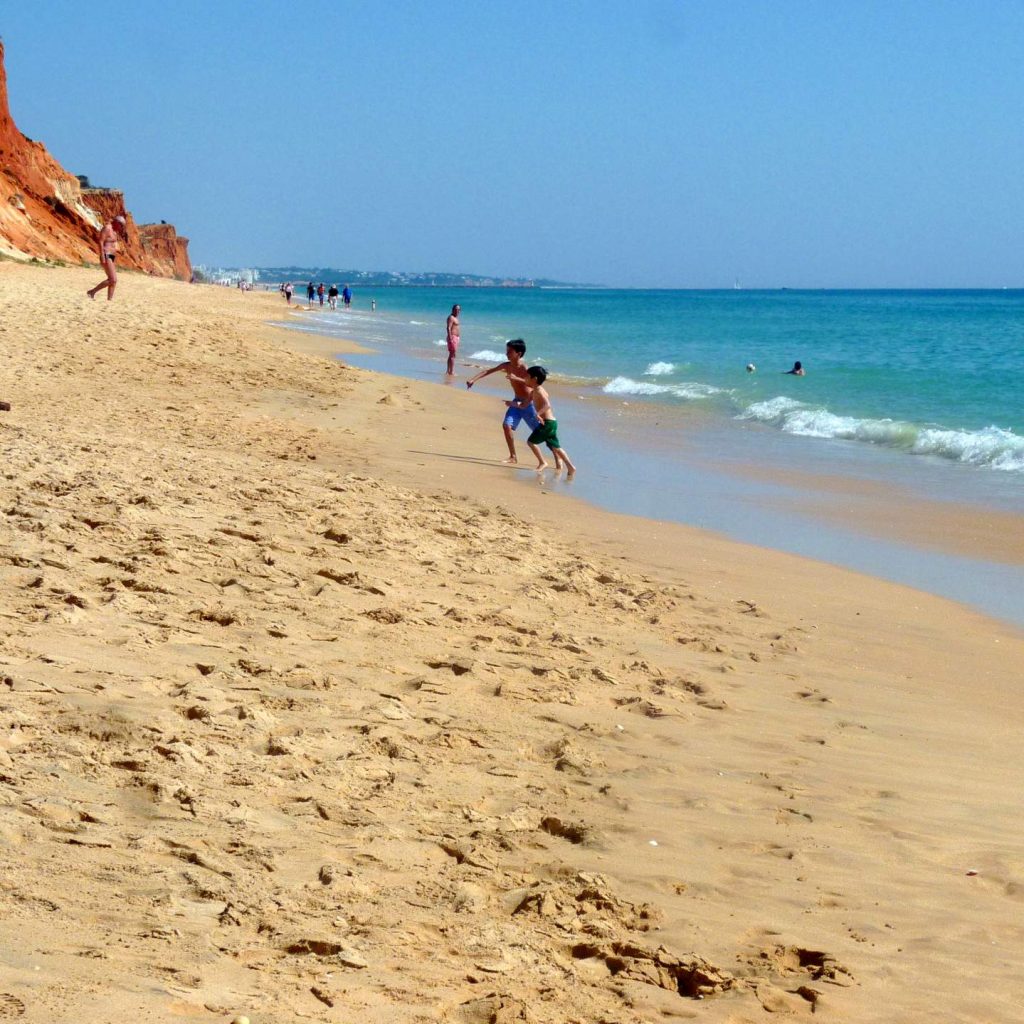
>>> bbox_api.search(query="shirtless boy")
[523,366,577,476]
[87,215,126,300]
[465,339,542,463]
[445,303,461,376]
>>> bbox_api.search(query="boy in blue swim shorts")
[465,339,542,463]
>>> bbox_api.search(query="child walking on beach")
[524,366,577,476]
[465,339,542,463]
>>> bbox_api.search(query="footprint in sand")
[0,994,25,1018]
[794,687,831,703]
[539,815,592,845]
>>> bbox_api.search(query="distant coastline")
[193,264,601,289]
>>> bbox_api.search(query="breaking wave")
[603,376,726,400]
[645,362,675,376]
[740,397,1024,472]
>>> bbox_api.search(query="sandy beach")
[2,263,1022,1023]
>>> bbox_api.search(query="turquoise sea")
[276,288,1024,623]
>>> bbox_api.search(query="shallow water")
[273,288,1024,625]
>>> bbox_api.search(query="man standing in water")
[342,283,352,308]
[87,215,127,300]
[445,303,461,376]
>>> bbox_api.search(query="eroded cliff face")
[0,41,191,279]
[139,223,192,280]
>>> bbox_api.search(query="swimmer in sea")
[785,361,805,376]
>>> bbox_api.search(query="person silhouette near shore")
[86,215,126,300]
[785,361,805,375]
[465,339,542,463]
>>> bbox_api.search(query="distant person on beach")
[306,281,316,306]
[284,282,293,304]
[328,284,338,310]
[785,361,805,376]
[342,284,352,308]
[524,365,577,476]
[445,303,461,376]
[465,339,541,463]
[317,282,325,306]
[86,215,127,300]
[371,298,376,312]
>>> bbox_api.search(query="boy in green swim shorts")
[524,366,577,476]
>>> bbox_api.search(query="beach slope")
[1,264,1021,1023]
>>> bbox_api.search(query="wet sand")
[2,263,1022,1023]
[296,317,1024,624]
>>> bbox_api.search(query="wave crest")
[603,376,725,400]
[740,397,1024,471]
[645,361,675,376]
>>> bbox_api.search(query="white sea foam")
[408,320,428,325]
[740,397,1024,471]
[603,376,725,400]
[645,361,675,376]
[469,349,507,362]
[913,425,1024,472]
[433,338,447,346]
[604,377,671,396]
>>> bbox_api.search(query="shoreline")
[3,263,1023,1023]
[275,304,1024,626]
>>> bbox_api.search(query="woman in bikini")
[87,215,126,301]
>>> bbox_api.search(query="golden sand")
[1,263,1021,1023]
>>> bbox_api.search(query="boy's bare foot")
[566,468,576,479]
[534,461,549,472]
[502,456,518,464]
[87,289,95,299]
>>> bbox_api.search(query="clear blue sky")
[4,1,1023,286]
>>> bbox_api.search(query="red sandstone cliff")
[138,223,192,280]
[0,41,191,279]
